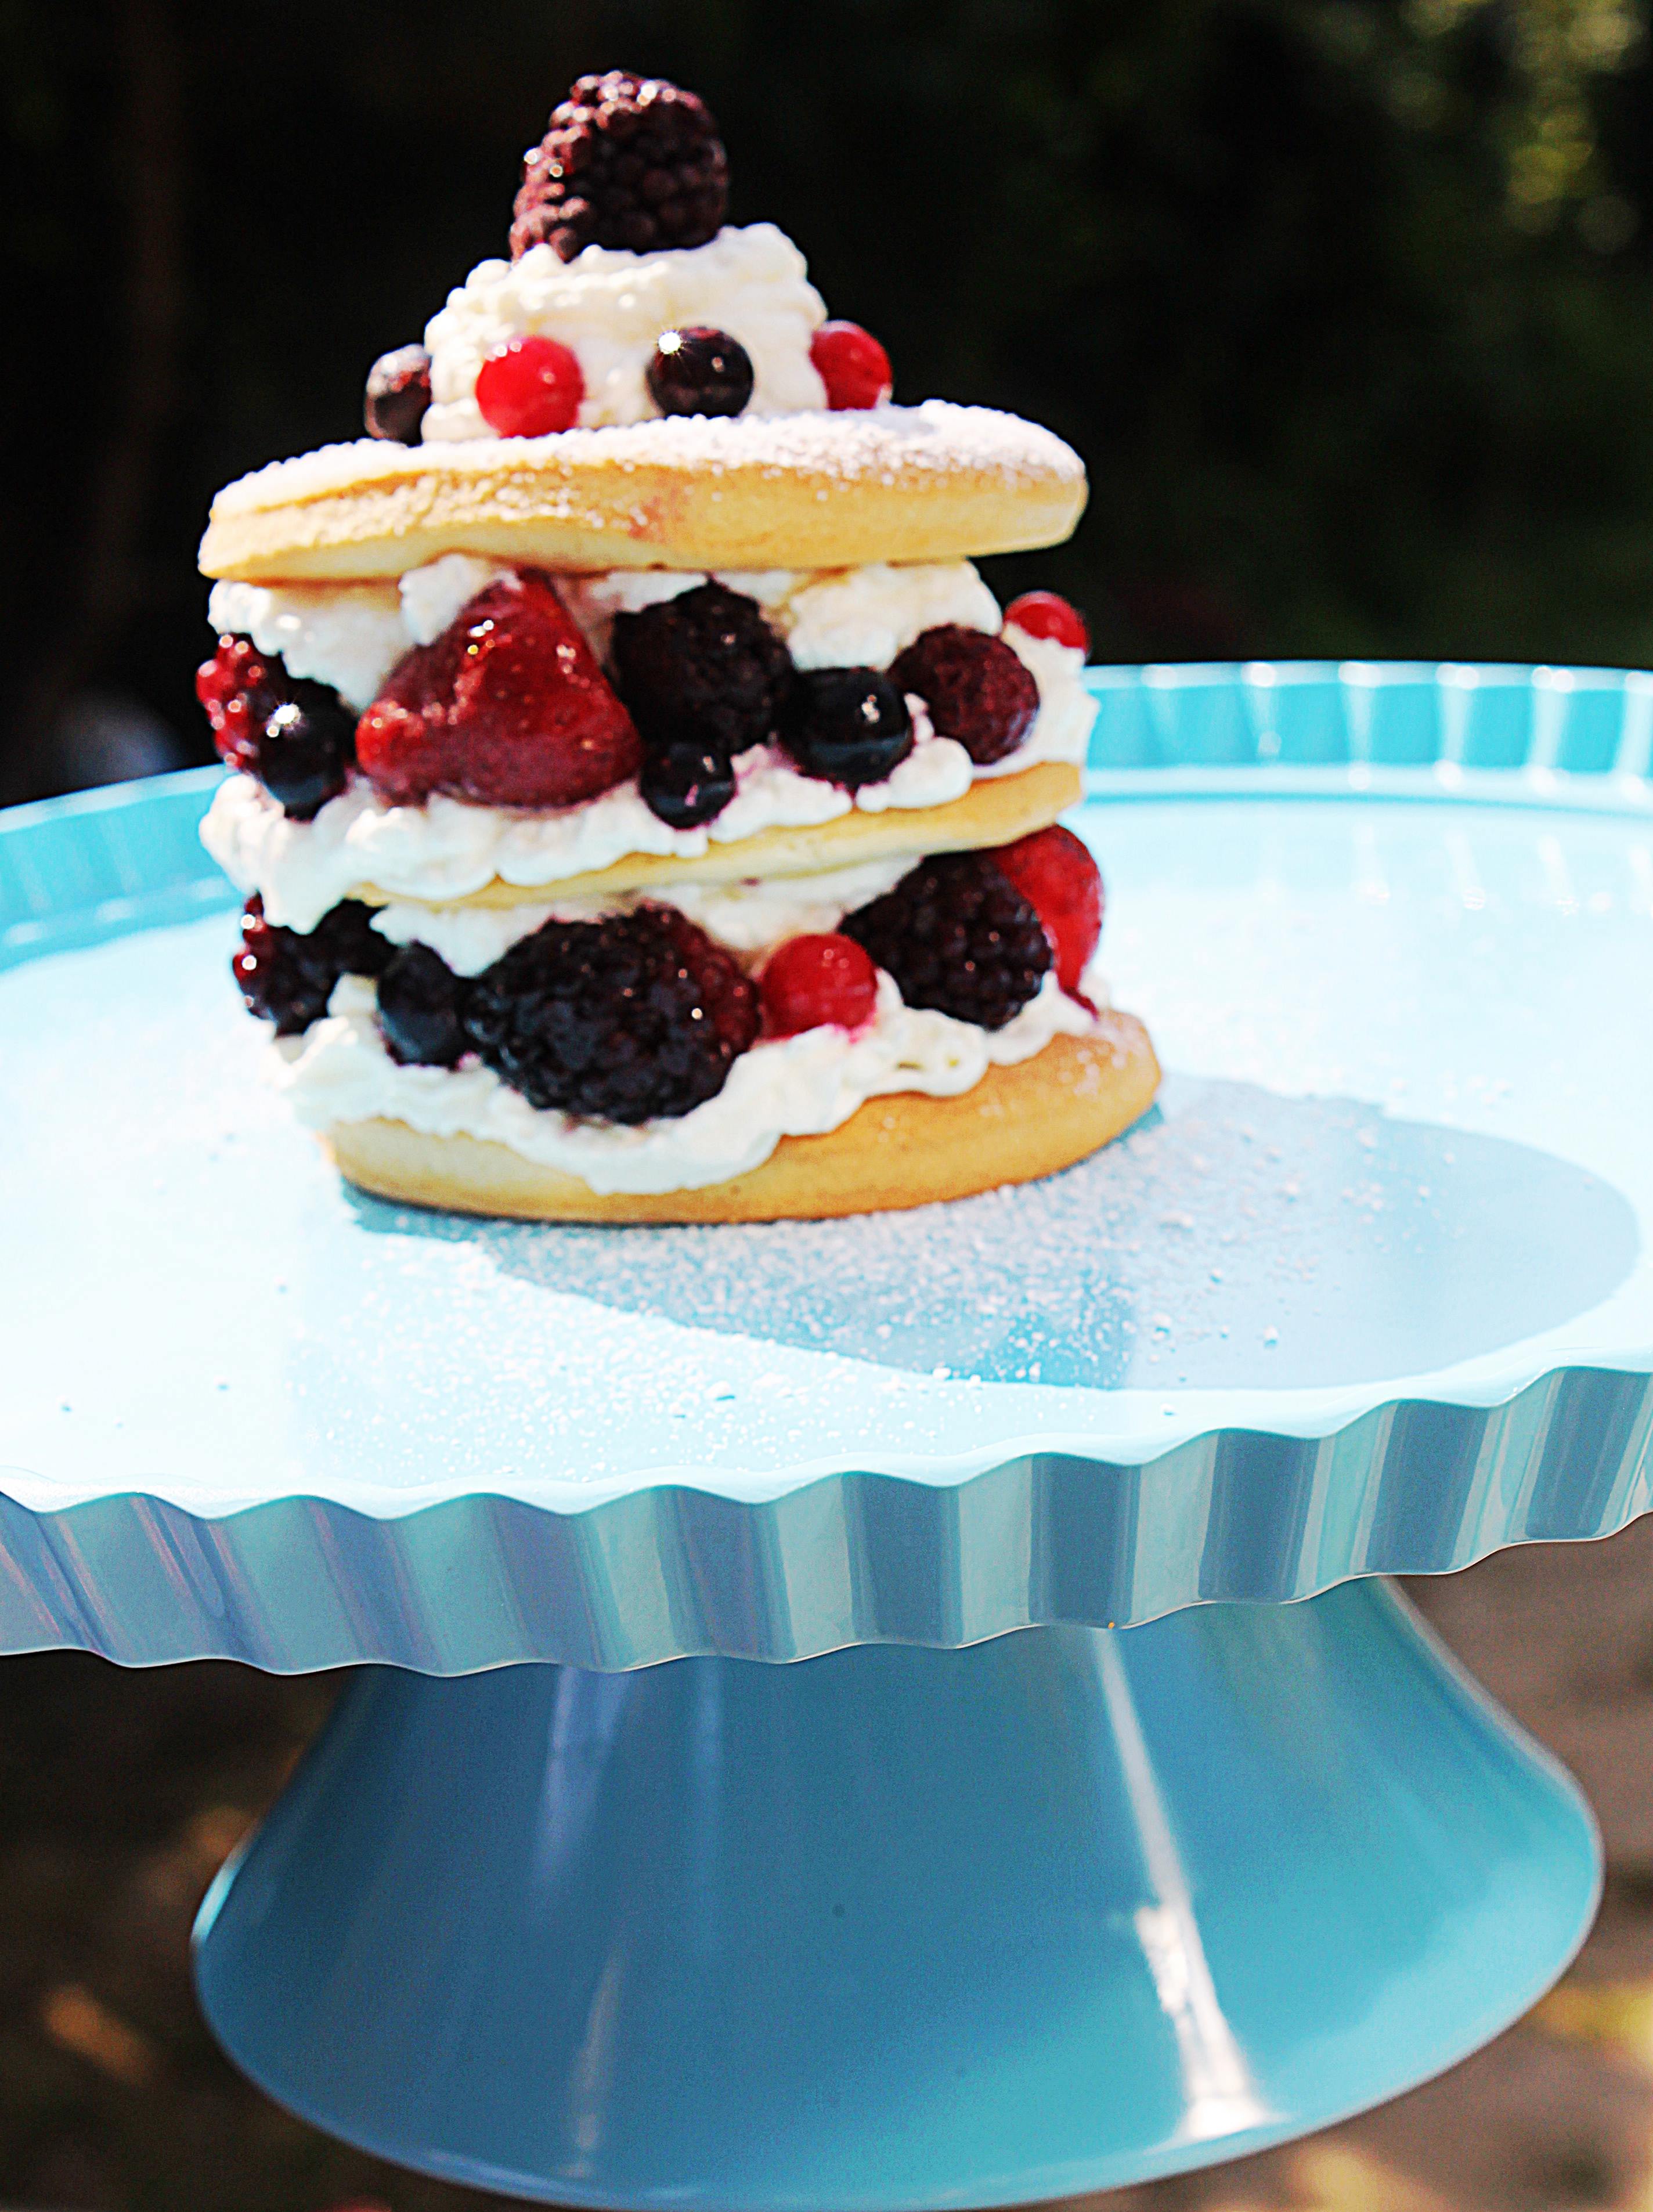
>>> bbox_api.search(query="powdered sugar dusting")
[206,402,1084,522]
[373,1072,1636,1391]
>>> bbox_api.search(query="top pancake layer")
[199,402,1088,583]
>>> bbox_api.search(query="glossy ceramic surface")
[0,663,1648,1664]
[194,1583,1601,2209]
[2,667,1632,2204]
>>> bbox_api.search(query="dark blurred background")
[8,0,1653,806]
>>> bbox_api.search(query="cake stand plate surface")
[0,661,1646,2204]
[0,662,1648,1667]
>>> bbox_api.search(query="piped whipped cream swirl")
[422,223,828,439]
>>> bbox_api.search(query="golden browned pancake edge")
[199,415,1087,582]
[324,1016,1160,1224]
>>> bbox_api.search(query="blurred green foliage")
[6,0,1653,795]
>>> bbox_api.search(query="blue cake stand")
[2,659,1650,2208]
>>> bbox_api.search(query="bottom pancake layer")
[325,1013,1160,1224]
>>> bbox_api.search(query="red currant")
[1004,591,1089,656]
[810,321,893,411]
[992,825,1103,997]
[760,933,879,1037]
[475,334,584,436]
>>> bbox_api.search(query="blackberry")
[464,906,757,1124]
[611,582,792,763]
[840,853,1051,1031]
[364,344,432,442]
[889,626,1041,766]
[779,667,912,788]
[511,73,728,263]
[647,326,753,418]
[233,896,391,1038]
[377,944,471,1068]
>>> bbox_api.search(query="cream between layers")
[423,224,828,438]
[208,556,1009,715]
[207,723,966,932]
[200,610,1093,929]
[276,963,1109,1196]
[367,854,916,972]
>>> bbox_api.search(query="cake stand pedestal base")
[193,1579,1599,2210]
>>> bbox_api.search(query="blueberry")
[365,344,433,442]
[646,326,753,417]
[779,667,912,789]
[256,688,356,818]
[377,944,470,1067]
[640,738,736,828]
[313,898,394,980]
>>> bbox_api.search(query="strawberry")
[992,825,1103,997]
[357,571,640,809]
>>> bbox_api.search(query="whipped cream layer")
[277,964,1107,1196]
[200,556,1094,932]
[206,721,979,933]
[368,855,915,973]
[211,555,1008,712]
[423,223,827,439]
[209,554,507,712]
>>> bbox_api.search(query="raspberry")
[358,571,640,809]
[611,582,793,765]
[464,906,758,1124]
[889,626,1041,766]
[810,322,893,410]
[992,826,1103,997]
[475,335,584,437]
[233,896,391,1038]
[778,667,911,788]
[198,636,283,769]
[364,345,432,442]
[647,327,752,418]
[510,73,728,262]
[761,933,879,1037]
[1004,591,1089,656]
[197,637,355,818]
[377,944,470,1067]
[840,853,1050,1031]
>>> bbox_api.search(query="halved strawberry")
[992,824,1103,997]
[357,571,641,809]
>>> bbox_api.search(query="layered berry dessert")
[197,71,1159,1221]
